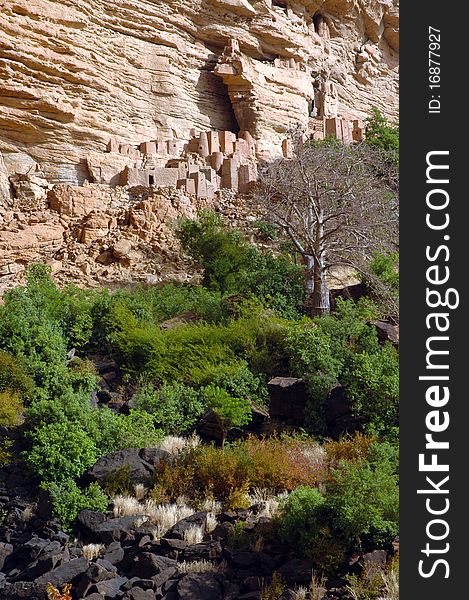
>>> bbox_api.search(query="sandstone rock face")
[0,0,398,181]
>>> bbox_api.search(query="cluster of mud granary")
[92,116,365,201]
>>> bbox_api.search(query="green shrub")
[284,299,398,436]
[368,252,399,293]
[200,385,252,443]
[253,220,279,241]
[326,441,399,547]
[26,421,99,483]
[114,410,164,449]
[242,252,306,319]
[342,343,399,434]
[195,361,268,406]
[134,382,205,435]
[178,210,306,318]
[278,486,325,545]
[365,108,399,155]
[178,210,254,294]
[46,479,108,531]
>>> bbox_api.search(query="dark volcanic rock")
[104,541,125,565]
[35,557,90,589]
[278,558,315,584]
[87,576,128,598]
[196,409,225,445]
[129,553,177,579]
[94,516,146,544]
[369,320,399,346]
[77,509,108,535]
[267,377,308,426]
[325,385,364,439]
[177,573,223,600]
[182,541,222,562]
[330,282,368,308]
[84,448,170,486]
[0,543,13,571]
[164,512,207,541]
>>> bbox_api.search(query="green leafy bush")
[200,384,252,443]
[26,421,99,483]
[285,299,398,436]
[178,210,254,293]
[277,486,346,571]
[178,210,306,318]
[326,441,399,547]
[114,409,164,449]
[365,108,399,155]
[195,361,268,406]
[278,486,325,547]
[253,220,279,241]
[134,382,205,435]
[46,479,108,531]
[342,343,399,434]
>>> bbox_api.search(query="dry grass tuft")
[206,512,218,534]
[157,434,201,457]
[183,524,204,545]
[291,587,308,600]
[134,483,146,501]
[112,494,196,539]
[20,506,35,523]
[113,495,145,518]
[178,560,226,574]
[82,543,105,560]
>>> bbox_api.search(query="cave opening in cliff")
[313,13,330,37]
[273,0,288,12]
[149,175,154,186]
[219,80,240,135]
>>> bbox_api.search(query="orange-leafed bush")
[324,432,376,469]
[153,435,322,502]
[0,390,24,427]
[45,583,72,600]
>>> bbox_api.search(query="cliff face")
[0,0,398,183]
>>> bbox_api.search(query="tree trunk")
[310,261,330,316]
[310,213,330,316]
[305,254,314,296]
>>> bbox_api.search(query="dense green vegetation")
[0,117,399,585]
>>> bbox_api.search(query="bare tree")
[253,140,398,315]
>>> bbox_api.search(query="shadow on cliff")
[195,54,240,134]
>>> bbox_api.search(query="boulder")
[93,516,147,544]
[34,557,90,589]
[87,576,128,598]
[164,512,207,541]
[129,553,177,580]
[0,543,13,571]
[196,410,225,445]
[84,448,170,486]
[182,541,222,562]
[177,573,223,600]
[113,239,133,260]
[77,509,108,535]
[278,558,315,584]
[330,283,368,309]
[267,377,308,426]
[325,385,364,440]
[370,320,399,346]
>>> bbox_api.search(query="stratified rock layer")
[0,0,398,182]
